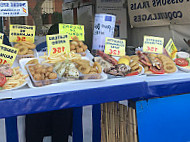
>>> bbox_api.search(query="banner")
[128,0,190,27]
[0,1,28,17]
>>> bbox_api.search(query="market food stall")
[1,0,190,142]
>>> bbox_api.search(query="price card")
[0,44,18,66]
[104,37,126,56]
[46,34,70,56]
[165,38,178,59]
[59,24,85,41]
[9,24,36,43]
[0,33,4,45]
[143,36,164,54]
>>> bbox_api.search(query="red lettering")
[53,48,57,54]
[0,59,7,65]
[16,36,26,42]
[62,47,65,52]
[118,50,120,55]
[52,47,65,54]
[3,60,7,64]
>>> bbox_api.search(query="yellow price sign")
[9,24,36,43]
[165,38,178,59]
[143,36,164,54]
[104,37,126,56]
[46,34,70,56]
[0,44,18,66]
[0,33,4,45]
[59,24,85,41]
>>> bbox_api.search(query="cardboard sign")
[9,24,36,43]
[0,44,18,66]
[143,36,164,54]
[0,33,4,45]
[59,24,85,41]
[165,38,178,59]
[0,1,28,17]
[104,37,126,56]
[46,34,70,56]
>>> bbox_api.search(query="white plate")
[0,62,28,92]
[177,65,190,72]
[0,82,27,92]
[19,57,108,88]
[145,67,178,76]
[106,64,144,79]
[19,58,38,88]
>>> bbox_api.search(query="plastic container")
[17,49,38,61]
[26,64,58,87]
[79,72,101,80]
[176,52,190,59]
[92,14,116,55]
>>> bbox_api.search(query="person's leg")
[25,112,51,142]
[52,109,73,142]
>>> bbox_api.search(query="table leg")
[73,107,83,142]
[5,116,19,142]
[92,104,101,142]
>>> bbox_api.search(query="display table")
[0,75,146,118]
[1,71,190,142]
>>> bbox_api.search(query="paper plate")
[176,65,190,72]
[0,62,28,92]
[19,57,108,88]
[145,67,178,76]
[0,82,27,92]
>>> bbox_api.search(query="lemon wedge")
[118,58,130,65]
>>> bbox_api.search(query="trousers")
[25,109,73,142]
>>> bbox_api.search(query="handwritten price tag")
[59,24,85,41]
[165,38,177,59]
[0,33,4,45]
[52,47,65,54]
[9,24,36,43]
[0,44,18,66]
[109,49,121,56]
[143,36,164,54]
[104,37,125,57]
[46,34,70,56]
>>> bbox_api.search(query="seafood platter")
[1,37,189,91]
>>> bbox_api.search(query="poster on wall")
[96,0,127,39]
[0,1,28,17]
[128,0,190,27]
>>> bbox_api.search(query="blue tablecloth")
[0,71,190,118]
